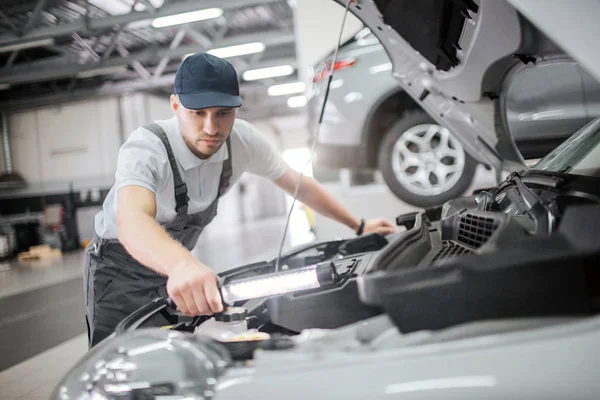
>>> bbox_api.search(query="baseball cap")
[174,52,243,110]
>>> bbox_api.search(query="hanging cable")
[275,0,355,272]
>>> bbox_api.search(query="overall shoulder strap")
[218,136,233,196]
[143,123,189,215]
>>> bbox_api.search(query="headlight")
[52,329,230,400]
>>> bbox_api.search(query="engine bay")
[122,171,600,359]
[64,173,600,399]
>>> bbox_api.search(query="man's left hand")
[362,218,397,235]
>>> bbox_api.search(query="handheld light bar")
[220,263,338,305]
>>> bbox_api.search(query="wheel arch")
[363,89,424,168]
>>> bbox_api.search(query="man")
[84,52,396,346]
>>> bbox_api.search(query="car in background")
[307,26,600,207]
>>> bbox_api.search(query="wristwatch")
[355,218,365,236]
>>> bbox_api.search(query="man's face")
[171,95,237,159]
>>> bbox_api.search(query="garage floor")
[0,167,496,399]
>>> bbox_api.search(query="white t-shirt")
[95,116,288,239]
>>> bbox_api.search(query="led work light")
[220,263,339,304]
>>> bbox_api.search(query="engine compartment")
[65,175,600,400]
[118,171,600,360]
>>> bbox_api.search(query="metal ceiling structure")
[0,0,302,118]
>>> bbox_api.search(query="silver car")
[308,27,600,207]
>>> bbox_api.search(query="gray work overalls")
[83,123,232,347]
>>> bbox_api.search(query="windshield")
[533,117,600,177]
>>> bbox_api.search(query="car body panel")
[505,60,587,142]
[507,0,600,84]
[215,316,600,399]
[307,37,399,148]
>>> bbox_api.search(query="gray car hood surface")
[331,0,600,174]
[507,0,600,85]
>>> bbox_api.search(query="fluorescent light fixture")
[0,38,54,54]
[243,65,294,81]
[208,42,265,59]
[220,263,337,304]
[152,8,223,28]
[77,65,129,78]
[88,0,131,16]
[0,84,10,90]
[268,81,305,96]
[287,95,307,108]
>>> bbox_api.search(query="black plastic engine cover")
[373,0,477,71]
[266,279,382,332]
[358,234,596,333]
[265,254,383,332]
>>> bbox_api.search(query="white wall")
[4,93,175,186]
[252,114,310,151]
[7,98,121,184]
[146,94,174,122]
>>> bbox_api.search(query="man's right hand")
[166,260,223,316]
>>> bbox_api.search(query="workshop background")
[0,1,496,399]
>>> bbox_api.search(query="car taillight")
[312,58,357,83]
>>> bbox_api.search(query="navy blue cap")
[174,52,243,110]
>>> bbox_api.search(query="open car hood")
[331,0,588,172]
[507,0,600,84]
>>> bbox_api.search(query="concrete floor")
[0,166,496,399]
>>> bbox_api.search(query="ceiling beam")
[0,11,20,36]
[101,0,141,61]
[0,72,296,113]
[3,50,19,68]
[0,0,281,48]
[72,32,100,62]
[21,0,49,35]
[0,31,296,86]
[0,74,178,112]
[182,26,213,50]
[154,28,186,79]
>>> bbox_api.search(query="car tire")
[378,110,477,207]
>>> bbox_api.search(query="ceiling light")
[208,42,265,59]
[77,66,129,78]
[268,81,305,96]
[152,8,223,28]
[243,65,294,81]
[0,38,54,54]
[287,95,307,108]
[88,0,131,16]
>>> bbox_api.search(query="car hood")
[330,0,596,172]
[506,0,600,84]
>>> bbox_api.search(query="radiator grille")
[432,241,473,264]
[457,213,498,248]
